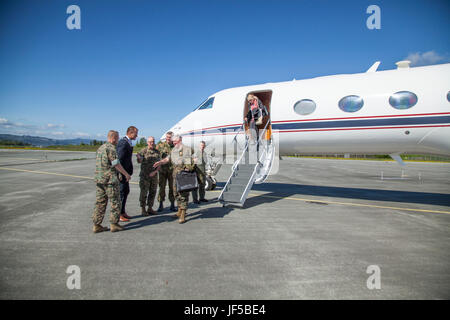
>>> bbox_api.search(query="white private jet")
[163,61,450,206]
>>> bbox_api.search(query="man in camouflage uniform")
[154,134,195,224]
[192,141,208,204]
[93,130,131,233]
[137,136,160,216]
[155,131,176,212]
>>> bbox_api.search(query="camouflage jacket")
[94,142,120,185]
[194,149,207,174]
[156,140,174,170]
[137,146,160,179]
[169,144,195,173]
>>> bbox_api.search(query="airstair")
[218,121,275,207]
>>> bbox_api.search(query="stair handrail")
[232,122,246,149]
[219,119,272,204]
[218,131,250,202]
[238,119,272,204]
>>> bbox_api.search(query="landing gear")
[205,154,220,191]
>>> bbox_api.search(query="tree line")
[80,140,105,146]
[0,139,32,146]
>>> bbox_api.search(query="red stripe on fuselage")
[181,124,450,137]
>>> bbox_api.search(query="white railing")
[219,119,271,204]
[238,121,272,204]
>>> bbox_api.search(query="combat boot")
[173,207,181,219]
[157,201,164,212]
[141,207,149,216]
[110,223,124,232]
[179,209,186,224]
[147,207,157,215]
[170,201,177,212]
[93,224,109,233]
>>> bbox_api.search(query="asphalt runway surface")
[0,149,449,299]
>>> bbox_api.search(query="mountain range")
[0,134,93,147]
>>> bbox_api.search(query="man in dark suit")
[117,126,138,221]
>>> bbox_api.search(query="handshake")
[153,158,169,169]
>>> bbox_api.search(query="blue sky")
[0,0,449,142]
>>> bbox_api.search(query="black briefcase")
[176,171,198,192]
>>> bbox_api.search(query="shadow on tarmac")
[216,182,450,208]
[124,198,234,230]
[124,214,177,230]
[124,181,450,230]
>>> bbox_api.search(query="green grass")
[286,154,450,163]
[0,145,99,152]
[2,145,449,162]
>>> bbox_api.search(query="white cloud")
[0,117,32,129]
[47,123,66,129]
[0,117,13,126]
[74,132,89,137]
[0,117,91,139]
[405,51,449,67]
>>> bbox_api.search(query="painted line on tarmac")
[260,194,450,215]
[1,166,448,215]
[0,166,140,185]
[0,167,95,180]
[211,191,450,215]
[0,157,47,161]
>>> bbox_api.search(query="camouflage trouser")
[93,183,121,225]
[158,167,175,202]
[172,171,190,210]
[191,171,205,202]
[139,175,158,208]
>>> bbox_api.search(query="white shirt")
[125,135,133,147]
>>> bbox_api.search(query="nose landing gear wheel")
[205,176,217,191]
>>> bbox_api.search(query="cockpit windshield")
[195,97,214,111]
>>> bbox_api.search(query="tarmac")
[0,149,449,299]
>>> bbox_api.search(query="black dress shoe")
[200,199,208,202]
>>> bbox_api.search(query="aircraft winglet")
[366,61,381,73]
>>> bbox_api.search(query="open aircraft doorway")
[243,90,273,141]
[219,90,276,207]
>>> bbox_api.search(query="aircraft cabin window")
[338,95,364,113]
[389,91,418,110]
[447,91,450,102]
[197,97,215,110]
[293,99,316,115]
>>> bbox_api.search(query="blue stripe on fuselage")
[272,115,450,131]
[186,126,242,136]
[182,116,450,136]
